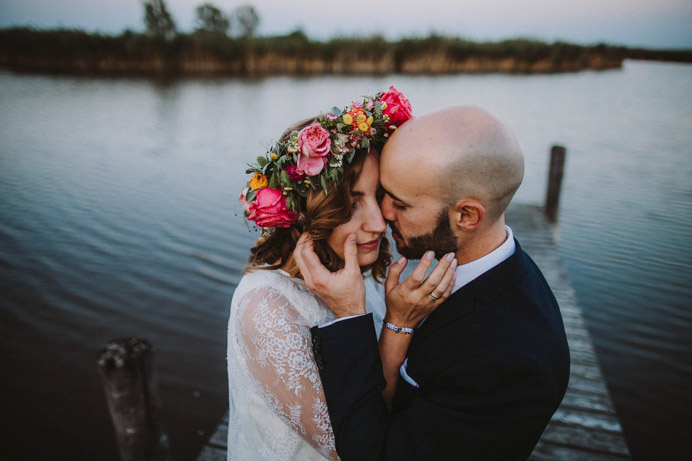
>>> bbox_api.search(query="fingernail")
[397,256,406,265]
[349,234,357,243]
[452,271,457,280]
[445,252,454,261]
[426,251,434,260]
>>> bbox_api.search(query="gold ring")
[429,292,441,300]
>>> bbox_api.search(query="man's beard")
[389,209,458,260]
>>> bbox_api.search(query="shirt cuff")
[400,358,420,388]
[318,314,367,328]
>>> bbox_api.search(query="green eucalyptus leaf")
[320,175,329,196]
[245,189,257,202]
[269,172,280,189]
[280,169,290,186]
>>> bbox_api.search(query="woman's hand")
[384,251,458,328]
[293,232,366,318]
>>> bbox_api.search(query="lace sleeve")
[235,286,338,460]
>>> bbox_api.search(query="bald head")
[382,105,524,223]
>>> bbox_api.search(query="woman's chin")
[357,251,380,267]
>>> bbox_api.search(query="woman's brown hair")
[245,118,391,282]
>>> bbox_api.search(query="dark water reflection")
[0,62,690,459]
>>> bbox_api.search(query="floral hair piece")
[240,86,413,232]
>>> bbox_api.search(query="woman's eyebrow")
[351,191,365,197]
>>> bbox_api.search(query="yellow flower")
[367,115,374,126]
[250,173,268,190]
[358,122,369,132]
[287,147,298,153]
[357,114,367,124]
[342,114,353,125]
[270,153,279,160]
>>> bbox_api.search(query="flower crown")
[240,86,413,231]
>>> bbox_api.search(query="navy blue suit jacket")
[310,240,570,460]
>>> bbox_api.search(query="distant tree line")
[142,0,259,39]
[0,0,689,77]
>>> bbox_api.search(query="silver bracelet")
[383,321,415,335]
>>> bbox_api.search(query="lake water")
[1,61,690,460]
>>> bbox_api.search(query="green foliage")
[7,26,687,78]
[195,3,230,35]
[142,0,176,40]
[233,4,260,38]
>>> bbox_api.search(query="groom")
[295,106,570,459]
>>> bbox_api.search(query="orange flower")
[250,173,268,190]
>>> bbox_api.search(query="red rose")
[381,86,413,128]
[284,164,304,182]
[248,188,298,228]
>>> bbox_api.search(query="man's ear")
[451,200,486,231]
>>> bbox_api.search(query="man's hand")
[293,233,366,318]
[384,251,458,328]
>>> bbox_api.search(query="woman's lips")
[358,237,381,250]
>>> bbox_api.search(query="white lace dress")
[227,268,385,460]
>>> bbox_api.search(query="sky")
[1,0,691,49]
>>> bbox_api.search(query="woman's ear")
[451,200,486,231]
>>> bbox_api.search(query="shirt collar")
[451,225,516,294]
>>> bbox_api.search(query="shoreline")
[1,27,689,78]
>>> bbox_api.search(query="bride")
[226,88,454,460]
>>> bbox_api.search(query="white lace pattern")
[227,269,338,460]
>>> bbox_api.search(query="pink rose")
[297,122,330,176]
[239,188,251,213]
[284,164,304,182]
[381,86,413,128]
[248,188,298,228]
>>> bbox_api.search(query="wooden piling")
[544,145,566,223]
[97,337,170,461]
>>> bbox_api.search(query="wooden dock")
[197,204,631,460]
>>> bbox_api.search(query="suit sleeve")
[311,315,557,460]
[310,314,391,460]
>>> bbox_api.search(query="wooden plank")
[539,423,630,456]
[196,445,227,461]
[208,422,228,447]
[550,404,625,434]
[560,391,618,415]
[530,442,630,460]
